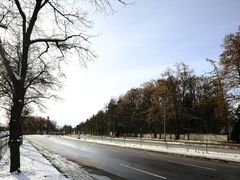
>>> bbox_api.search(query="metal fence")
[0,136,9,159]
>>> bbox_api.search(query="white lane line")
[120,164,167,179]
[168,160,216,171]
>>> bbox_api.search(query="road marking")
[120,164,167,179]
[167,160,216,171]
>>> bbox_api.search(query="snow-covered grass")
[64,135,240,163]
[0,140,68,180]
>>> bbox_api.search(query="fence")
[140,133,228,142]
[0,136,9,159]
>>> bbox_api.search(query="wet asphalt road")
[27,135,240,180]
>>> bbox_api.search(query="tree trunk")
[154,124,157,138]
[159,122,162,139]
[175,110,180,140]
[226,124,230,143]
[9,141,20,173]
[9,99,23,173]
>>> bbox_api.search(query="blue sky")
[1,0,239,127]
[42,0,240,127]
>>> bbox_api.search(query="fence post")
[0,136,9,158]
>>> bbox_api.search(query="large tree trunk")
[9,98,23,173]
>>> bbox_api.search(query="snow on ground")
[2,135,238,179]
[0,140,68,180]
[64,135,240,163]
[26,136,111,180]
[1,137,113,180]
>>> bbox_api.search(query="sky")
[1,0,240,127]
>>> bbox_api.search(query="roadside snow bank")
[0,140,67,180]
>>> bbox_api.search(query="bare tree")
[0,0,125,173]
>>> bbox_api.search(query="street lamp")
[158,96,166,141]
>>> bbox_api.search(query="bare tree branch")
[30,34,90,44]
[0,42,16,83]
[14,0,26,34]
[0,22,7,29]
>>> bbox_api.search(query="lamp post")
[163,101,166,141]
[159,96,166,141]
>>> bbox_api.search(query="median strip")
[120,163,167,179]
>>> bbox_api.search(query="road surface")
[27,135,240,180]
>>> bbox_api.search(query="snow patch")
[0,140,68,180]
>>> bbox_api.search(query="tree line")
[22,116,57,135]
[21,115,73,135]
[79,28,240,142]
